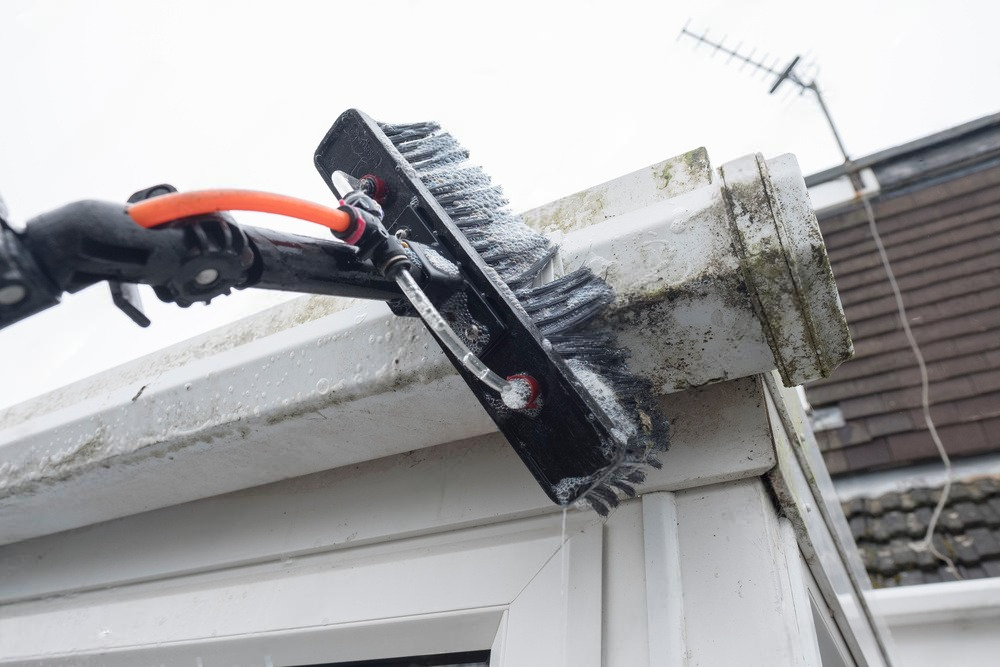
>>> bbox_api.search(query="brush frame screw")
[194,268,219,286]
[0,283,27,305]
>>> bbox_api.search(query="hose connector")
[335,190,410,278]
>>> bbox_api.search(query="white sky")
[1,0,999,409]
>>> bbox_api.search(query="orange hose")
[127,189,352,233]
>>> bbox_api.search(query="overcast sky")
[2,0,998,409]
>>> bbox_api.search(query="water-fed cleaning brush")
[315,110,669,514]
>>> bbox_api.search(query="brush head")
[314,109,668,514]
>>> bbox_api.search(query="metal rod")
[808,83,852,164]
[678,26,782,77]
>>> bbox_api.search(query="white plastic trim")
[869,577,1000,626]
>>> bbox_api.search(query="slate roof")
[842,476,1000,587]
[804,113,1000,476]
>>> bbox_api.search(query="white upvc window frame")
[0,511,603,667]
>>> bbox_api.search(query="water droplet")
[316,378,331,395]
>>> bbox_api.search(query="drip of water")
[560,506,570,667]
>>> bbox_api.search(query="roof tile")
[897,570,926,586]
[886,431,939,462]
[913,544,938,569]
[875,547,898,576]
[906,507,932,539]
[939,508,965,533]
[867,412,916,438]
[868,517,891,543]
[882,511,909,538]
[983,417,1000,448]
[952,480,986,503]
[922,569,944,584]
[959,564,987,579]
[844,497,867,518]
[842,476,1000,587]
[844,442,894,471]
[972,369,1000,394]
[859,544,879,571]
[888,539,919,570]
[880,492,903,512]
[822,448,849,475]
[944,533,979,566]
[939,422,991,456]
[865,497,885,517]
[968,527,1000,559]
[954,501,988,528]
[975,477,1000,497]
[849,515,868,541]
[898,491,917,511]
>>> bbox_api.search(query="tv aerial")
[679,22,861,190]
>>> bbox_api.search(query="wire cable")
[127,189,352,233]
[861,195,961,579]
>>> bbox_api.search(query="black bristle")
[615,482,638,498]
[623,469,647,484]
[588,498,611,518]
[644,455,664,470]
[374,118,670,513]
[380,121,440,142]
[594,484,621,507]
